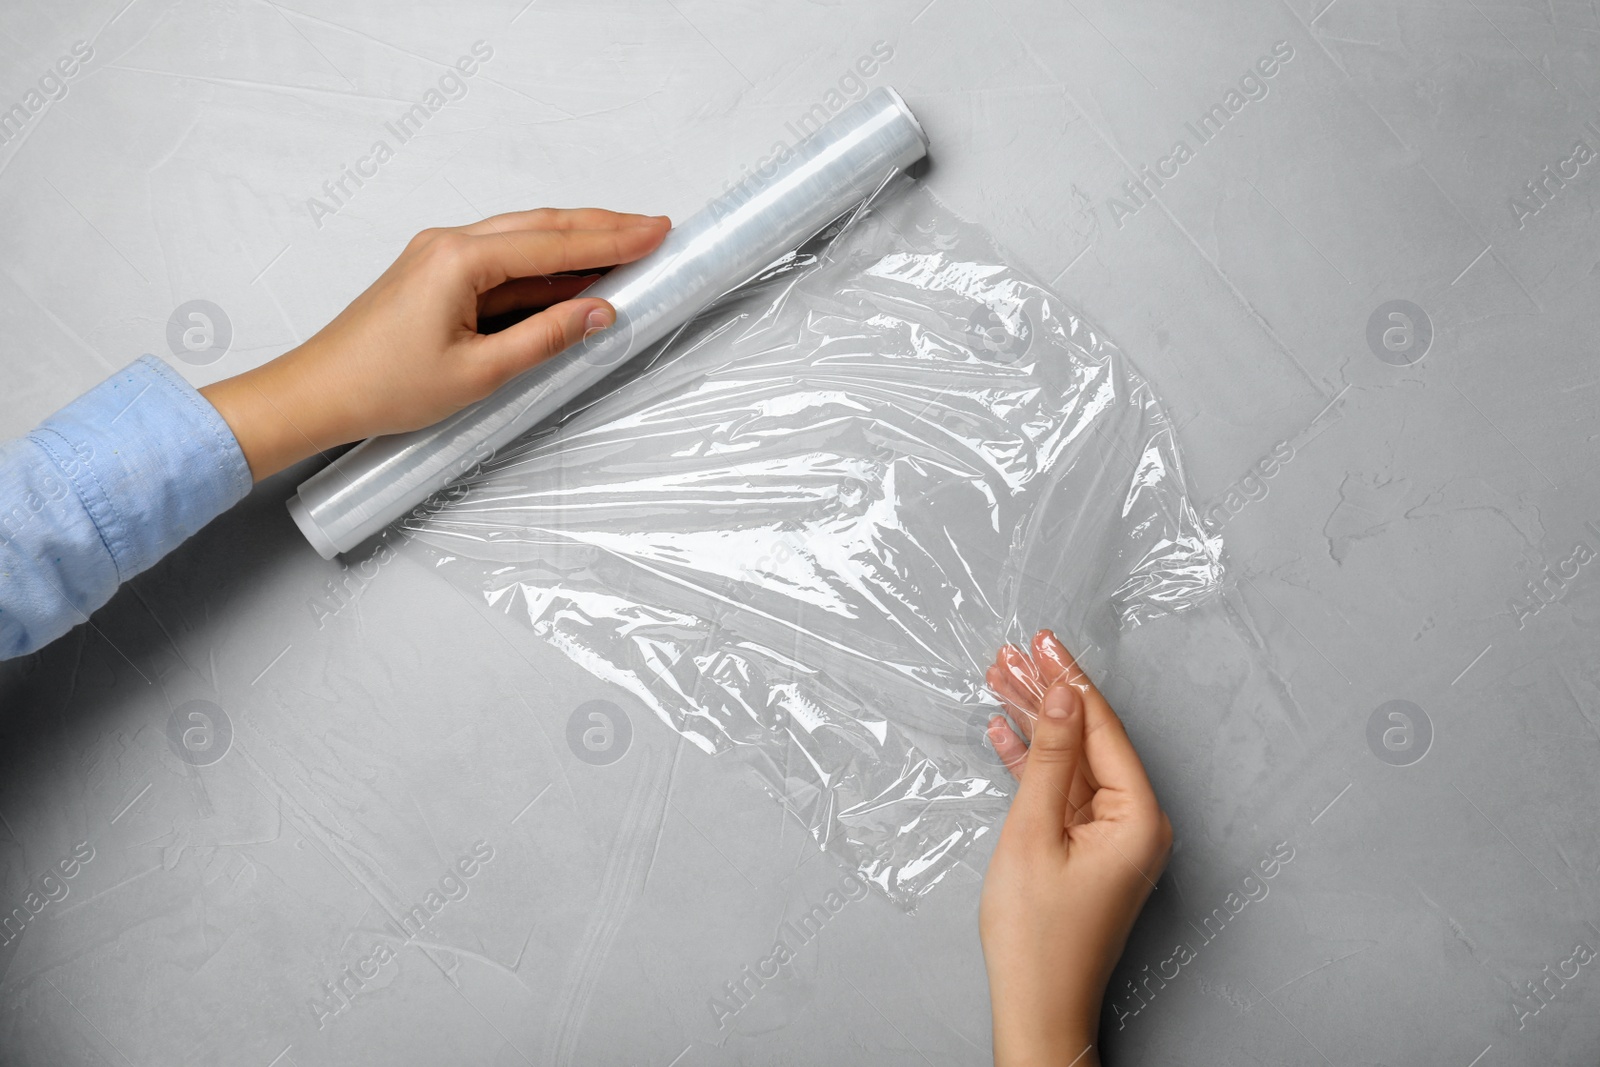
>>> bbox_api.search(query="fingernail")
[1044,684,1077,719]
[585,307,613,336]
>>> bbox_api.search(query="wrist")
[993,1032,1098,1067]
[200,344,344,481]
[991,1005,1099,1067]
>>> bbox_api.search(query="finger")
[472,296,615,385]
[995,645,1042,741]
[1032,629,1065,687]
[1035,629,1106,705]
[986,714,1029,774]
[1081,682,1159,815]
[986,668,1099,823]
[478,274,599,319]
[1035,631,1112,791]
[458,207,668,236]
[1003,641,1047,699]
[990,643,1106,792]
[985,662,1038,739]
[1010,682,1084,847]
[466,221,669,289]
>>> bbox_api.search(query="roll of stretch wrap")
[287,86,929,558]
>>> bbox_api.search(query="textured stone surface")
[2,1,1597,1063]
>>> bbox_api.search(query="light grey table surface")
[3,1,1598,1064]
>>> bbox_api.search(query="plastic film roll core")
[287,86,931,559]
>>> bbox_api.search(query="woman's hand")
[979,629,1172,1067]
[201,208,671,480]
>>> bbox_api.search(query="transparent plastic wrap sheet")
[400,178,1223,907]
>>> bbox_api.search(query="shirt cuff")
[28,355,253,582]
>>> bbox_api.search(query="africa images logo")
[309,840,495,1028]
[1110,841,1295,1029]
[304,41,494,229]
[1101,41,1295,229]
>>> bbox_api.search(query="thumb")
[475,296,616,384]
[1012,682,1084,845]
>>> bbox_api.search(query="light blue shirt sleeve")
[0,356,253,659]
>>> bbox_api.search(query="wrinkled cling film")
[401,178,1222,907]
